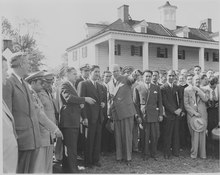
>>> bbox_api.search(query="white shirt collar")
[90,79,96,86]
[13,71,22,84]
[167,82,173,88]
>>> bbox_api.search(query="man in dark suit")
[3,52,41,173]
[100,70,115,154]
[109,64,140,165]
[160,70,184,159]
[133,70,163,161]
[75,64,91,158]
[59,67,95,173]
[78,65,105,168]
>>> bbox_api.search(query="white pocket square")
[154,91,158,94]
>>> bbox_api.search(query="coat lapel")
[12,74,27,97]
[88,80,99,100]
[3,100,14,122]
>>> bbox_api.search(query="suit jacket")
[184,85,208,121]
[99,82,108,118]
[75,76,85,89]
[160,83,184,120]
[3,73,41,150]
[133,83,163,123]
[30,88,59,147]
[60,81,85,128]
[38,89,57,124]
[109,75,137,120]
[2,100,18,173]
[78,80,105,124]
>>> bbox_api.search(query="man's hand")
[82,118,88,126]
[55,129,63,140]
[174,108,182,116]
[85,97,96,104]
[158,115,163,122]
[80,104,84,109]
[194,112,201,118]
[100,102,105,108]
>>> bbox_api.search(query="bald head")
[109,64,120,79]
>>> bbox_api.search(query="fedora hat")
[212,126,220,140]
[190,117,207,132]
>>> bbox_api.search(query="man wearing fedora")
[184,74,209,159]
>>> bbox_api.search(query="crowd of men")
[2,52,219,173]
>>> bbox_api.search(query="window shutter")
[140,46,143,56]
[131,45,134,56]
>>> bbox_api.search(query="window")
[141,26,147,33]
[82,46,87,58]
[131,45,142,56]
[157,47,168,58]
[204,52,209,61]
[178,50,185,60]
[115,44,121,55]
[213,51,219,62]
[72,51,77,61]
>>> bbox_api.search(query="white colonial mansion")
[66,1,219,72]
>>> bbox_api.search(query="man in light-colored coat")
[2,56,18,173]
[184,74,209,159]
[109,64,140,165]
[3,53,41,173]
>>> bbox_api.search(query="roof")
[158,1,177,9]
[85,23,108,28]
[67,18,217,51]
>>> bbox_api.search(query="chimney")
[2,39,13,52]
[159,1,177,30]
[200,18,212,32]
[118,5,129,22]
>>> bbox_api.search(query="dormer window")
[133,20,148,33]
[141,26,147,33]
[175,26,190,38]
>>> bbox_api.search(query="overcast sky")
[2,0,220,68]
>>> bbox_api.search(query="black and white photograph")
[1,0,219,173]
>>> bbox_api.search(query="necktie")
[195,91,198,105]
[212,90,217,101]
[21,78,29,99]
[94,81,97,89]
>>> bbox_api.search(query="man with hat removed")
[3,52,42,173]
[184,74,209,159]
[25,71,63,173]
[2,56,18,173]
[75,63,91,159]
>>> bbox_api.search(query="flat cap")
[80,63,90,71]
[25,70,45,83]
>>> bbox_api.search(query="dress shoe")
[93,162,101,167]
[125,160,131,166]
[143,156,149,161]
[173,154,179,157]
[164,154,169,159]
[151,156,158,161]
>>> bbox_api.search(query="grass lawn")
[53,149,220,174]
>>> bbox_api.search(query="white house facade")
[66,1,219,73]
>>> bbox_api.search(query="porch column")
[172,44,178,70]
[199,47,205,72]
[142,42,149,70]
[109,38,115,66]
[94,44,98,65]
